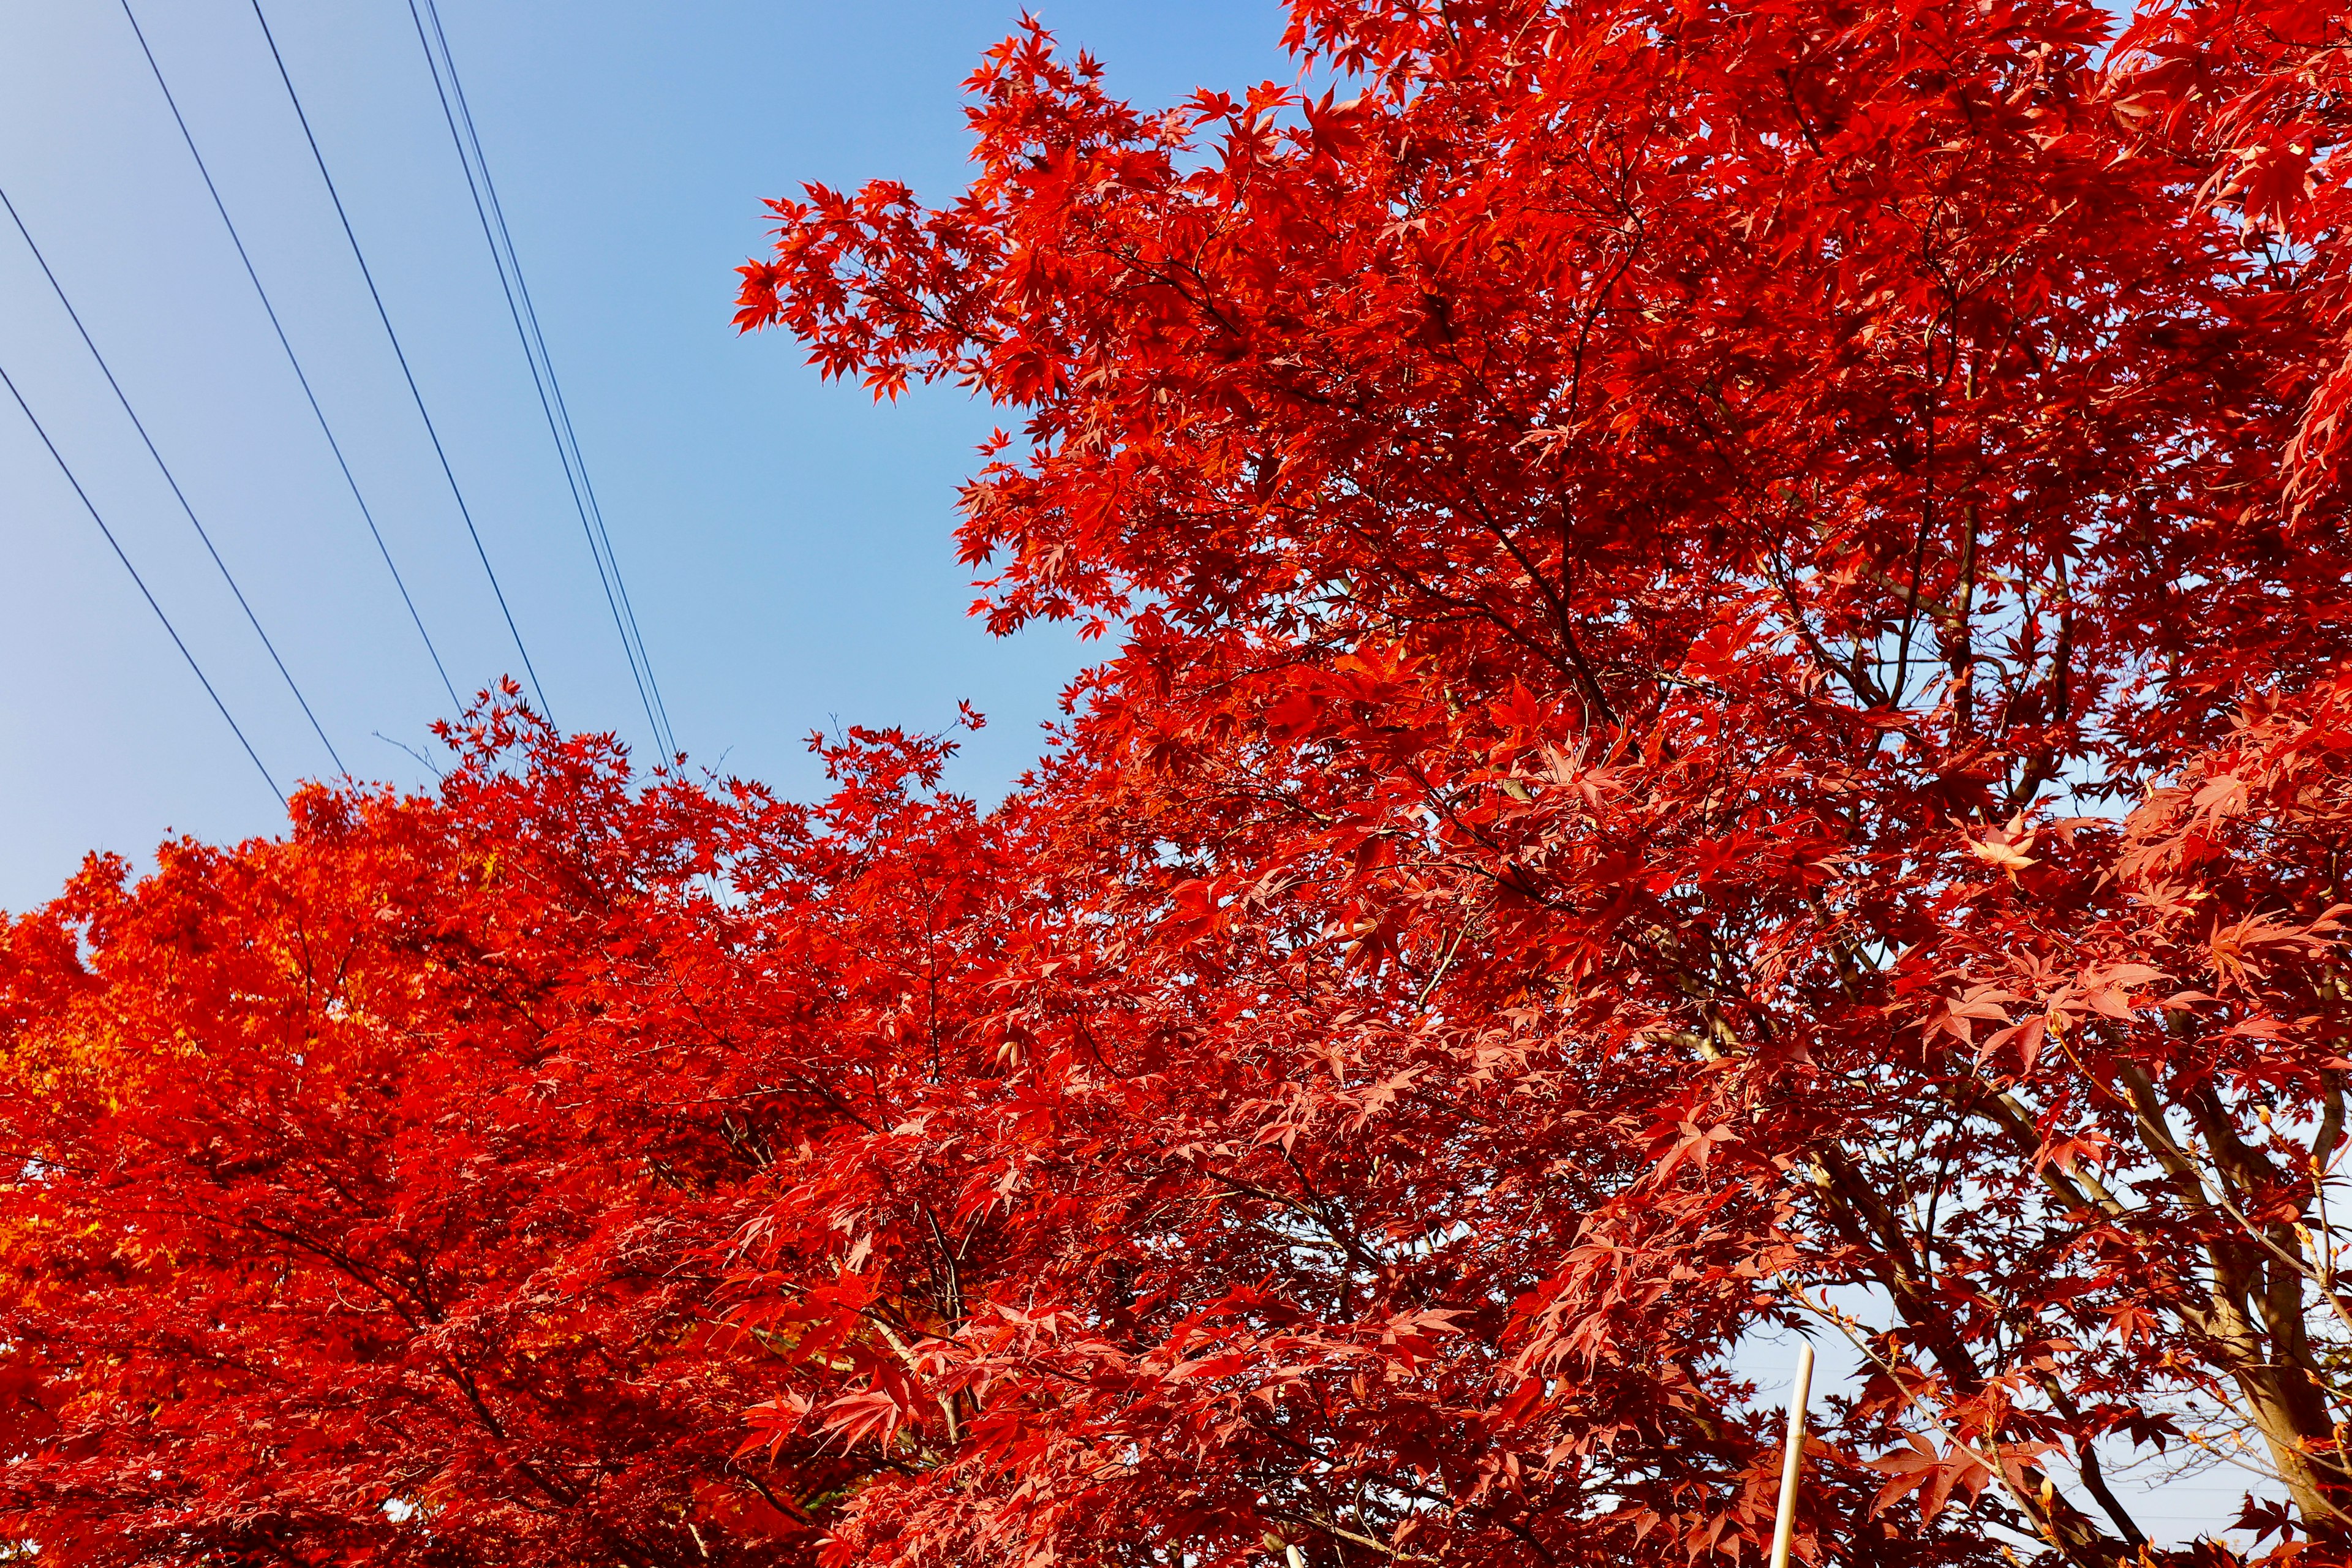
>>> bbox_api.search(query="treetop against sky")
[6,0,2352,1564]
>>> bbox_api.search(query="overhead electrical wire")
[0,356,285,806]
[409,0,677,760]
[119,0,463,716]
[246,0,554,723]
[415,0,674,758]
[1,179,347,778]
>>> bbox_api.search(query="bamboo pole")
[1770,1341,1816,1568]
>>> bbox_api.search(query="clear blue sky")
[0,0,1291,913]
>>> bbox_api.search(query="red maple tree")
[8,0,2352,1564]
[0,708,999,1563]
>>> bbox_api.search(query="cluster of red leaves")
[2114,0,2352,507]
[10,0,2352,1564]
[0,707,993,1564]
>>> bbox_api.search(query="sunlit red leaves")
[9,0,2352,1565]
[2110,1,2352,505]
[1868,1435,2021,1527]
[0,714,1018,1566]
[723,0,2352,1555]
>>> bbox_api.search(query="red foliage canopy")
[0,710,990,1562]
[8,0,2352,1564]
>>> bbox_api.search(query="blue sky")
[0,0,1290,913]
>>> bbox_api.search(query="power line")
[0,356,285,806]
[409,0,677,760]
[246,0,554,723]
[418,0,675,758]
[0,178,347,778]
[119,0,463,716]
